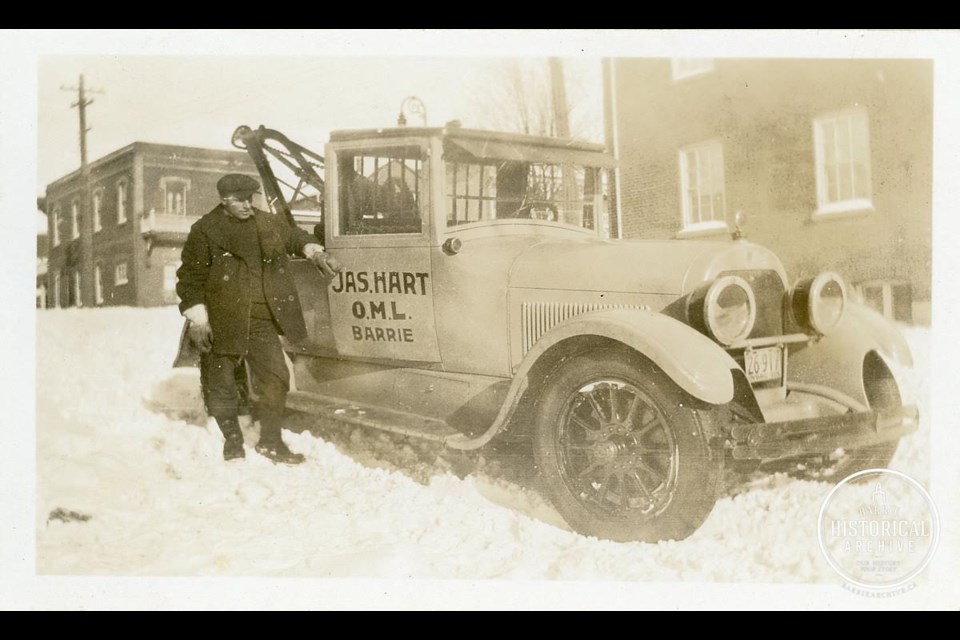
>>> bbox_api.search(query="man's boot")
[255,411,305,465]
[215,416,246,461]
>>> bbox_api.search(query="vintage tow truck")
[228,123,918,542]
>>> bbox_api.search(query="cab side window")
[339,147,424,235]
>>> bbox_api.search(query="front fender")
[446,308,736,450]
[844,303,913,367]
[518,308,738,405]
[789,302,913,407]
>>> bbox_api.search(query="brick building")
[43,143,257,308]
[603,58,932,323]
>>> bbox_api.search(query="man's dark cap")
[217,174,261,198]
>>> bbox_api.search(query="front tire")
[533,350,723,542]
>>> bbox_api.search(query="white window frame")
[812,108,873,218]
[53,271,61,308]
[51,205,61,247]
[93,188,103,232]
[73,270,82,307]
[671,58,715,82]
[678,140,728,234]
[160,176,191,215]
[163,261,181,292]
[70,198,80,240]
[117,179,129,224]
[856,280,912,322]
[115,262,128,286]
[94,264,104,305]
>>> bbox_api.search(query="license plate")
[744,346,783,384]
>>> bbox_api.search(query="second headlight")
[791,272,846,334]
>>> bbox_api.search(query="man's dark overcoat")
[174,206,314,364]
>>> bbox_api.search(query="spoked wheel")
[534,350,723,542]
[557,379,678,518]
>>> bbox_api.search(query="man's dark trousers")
[200,309,289,425]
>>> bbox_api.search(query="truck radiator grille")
[521,301,648,355]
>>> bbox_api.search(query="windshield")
[444,157,608,232]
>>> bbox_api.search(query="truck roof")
[329,126,617,168]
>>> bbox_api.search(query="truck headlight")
[792,272,846,334]
[703,275,757,346]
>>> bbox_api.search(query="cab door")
[324,142,442,364]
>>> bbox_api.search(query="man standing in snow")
[176,174,340,464]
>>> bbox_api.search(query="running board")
[285,390,464,444]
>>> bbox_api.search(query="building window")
[117,179,128,224]
[115,262,128,286]
[53,271,61,308]
[813,109,872,217]
[163,262,180,292]
[679,141,726,231]
[672,58,714,81]
[71,199,80,240]
[94,264,104,305]
[52,205,61,247]
[93,189,103,232]
[161,177,191,215]
[857,280,913,323]
[72,270,82,307]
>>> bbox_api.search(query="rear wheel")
[533,350,723,542]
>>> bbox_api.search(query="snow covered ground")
[35,307,929,581]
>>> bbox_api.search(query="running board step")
[285,390,463,444]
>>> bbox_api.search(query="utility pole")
[548,58,571,138]
[60,75,104,308]
[549,58,579,226]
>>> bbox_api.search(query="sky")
[37,54,604,194]
[26,29,960,198]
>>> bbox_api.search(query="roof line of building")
[47,142,137,191]
[46,141,249,193]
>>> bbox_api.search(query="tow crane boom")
[230,125,325,230]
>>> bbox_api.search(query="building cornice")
[46,142,252,193]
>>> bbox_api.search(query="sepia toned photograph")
[5,30,959,609]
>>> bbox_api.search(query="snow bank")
[36,307,929,580]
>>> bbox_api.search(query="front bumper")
[729,405,919,461]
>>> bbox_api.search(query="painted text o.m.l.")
[332,271,430,344]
